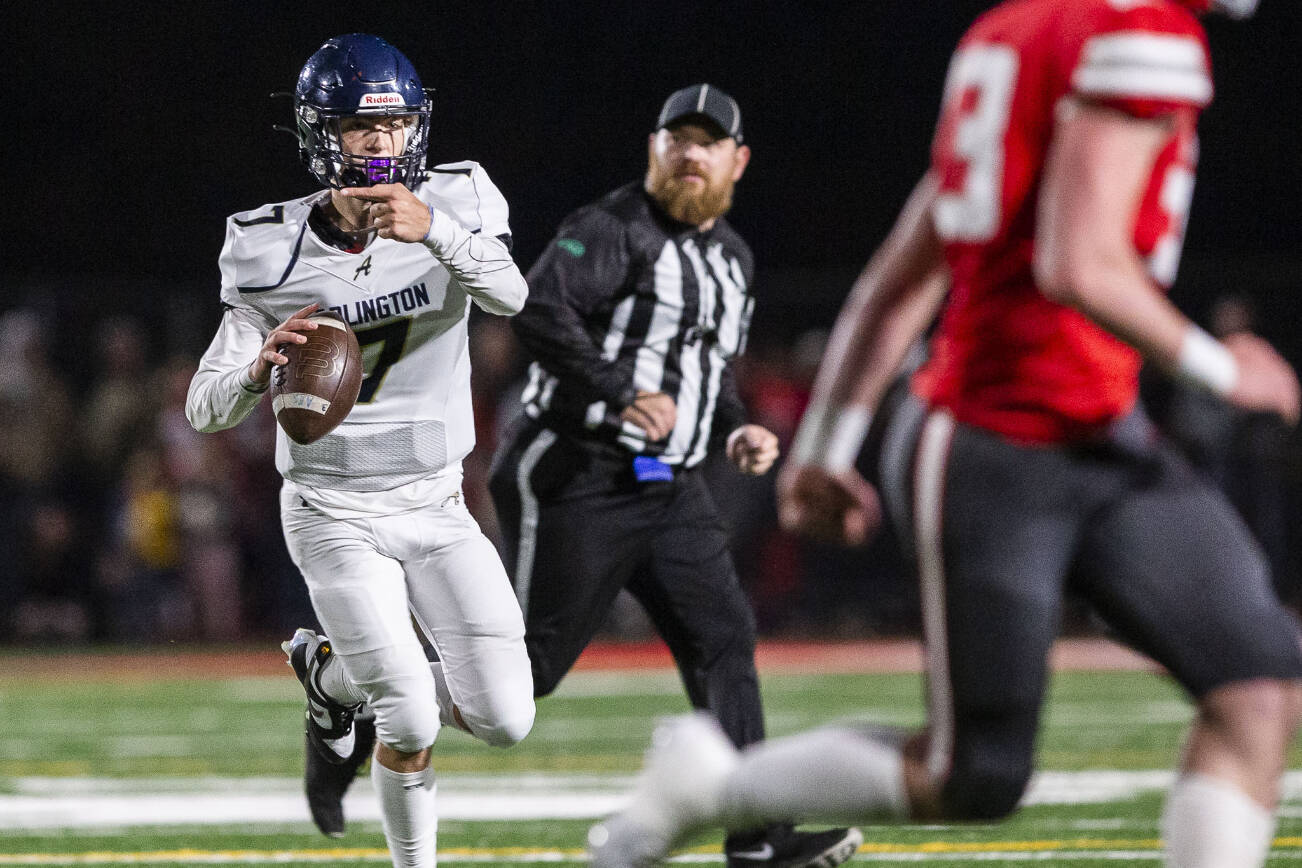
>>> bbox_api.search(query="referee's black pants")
[489,418,765,752]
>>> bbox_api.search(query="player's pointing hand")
[340,184,433,243]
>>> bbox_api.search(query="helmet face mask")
[1210,0,1259,18]
[292,34,432,189]
[1182,0,1260,17]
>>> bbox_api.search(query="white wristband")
[1176,326,1238,397]
[422,204,458,253]
[791,402,872,472]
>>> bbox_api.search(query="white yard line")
[4,848,1302,865]
[2,771,1302,832]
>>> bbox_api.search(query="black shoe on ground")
[725,826,864,868]
[305,705,376,837]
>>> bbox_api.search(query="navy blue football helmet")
[293,34,433,189]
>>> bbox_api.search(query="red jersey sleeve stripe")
[1072,32,1212,106]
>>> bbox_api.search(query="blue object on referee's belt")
[632,455,675,482]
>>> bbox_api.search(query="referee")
[489,85,861,868]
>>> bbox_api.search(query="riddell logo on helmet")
[360,93,403,107]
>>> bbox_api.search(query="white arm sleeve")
[423,208,529,315]
[185,305,270,433]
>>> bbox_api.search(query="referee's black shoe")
[305,704,376,837]
[725,826,864,868]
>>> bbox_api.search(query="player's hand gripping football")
[340,184,434,242]
[620,391,677,442]
[1224,332,1301,426]
[777,462,882,547]
[249,303,321,386]
[726,424,780,475]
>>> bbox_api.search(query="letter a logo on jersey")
[354,255,372,281]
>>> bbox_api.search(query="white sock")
[428,662,459,730]
[720,727,910,828]
[372,760,437,868]
[319,650,366,706]
[1161,773,1274,868]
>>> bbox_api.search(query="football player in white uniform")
[186,33,535,867]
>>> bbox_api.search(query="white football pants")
[281,483,535,752]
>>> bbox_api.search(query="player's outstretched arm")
[779,173,950,545]
[1034,99,1298,425]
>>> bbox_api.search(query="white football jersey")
[187,161,527,492]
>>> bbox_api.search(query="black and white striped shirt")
[514,183,754,469]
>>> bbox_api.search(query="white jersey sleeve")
[185,219,278,433]
[419,162,528,316]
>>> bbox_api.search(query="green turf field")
[2,656,1300,865]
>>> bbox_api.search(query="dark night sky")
[8,1,1302,353]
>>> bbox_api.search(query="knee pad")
[343,648,441,753]
[462,697,536,748]
[371,686,440,753]
[942,746,1032,820]
[936,704,1039,821]
[475,707,536,748]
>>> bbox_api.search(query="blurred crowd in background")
[2,294,1299,647]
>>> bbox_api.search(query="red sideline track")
[0,638,1157,682]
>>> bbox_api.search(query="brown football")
[269,312,363,445]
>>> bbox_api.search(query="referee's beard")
[645,155,735,228]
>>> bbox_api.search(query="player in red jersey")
[587,2,1302,867]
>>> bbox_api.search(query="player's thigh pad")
[281,495,440,752]
[404,499,535,747]
[1076,449,1302,696]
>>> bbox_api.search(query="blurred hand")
[777,462,882,547]
[339,183,431,242]
[726,424,780,475]
[1225,332,1300,426]
[620,391,677,441]
[248,303,320,385]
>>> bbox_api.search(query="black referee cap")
[656,84,743,144]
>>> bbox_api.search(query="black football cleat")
[305,704,376,837]
[725,826,864,868]
[282,628,362,765]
